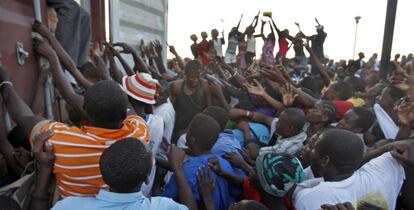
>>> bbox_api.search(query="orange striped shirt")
[30,115,150,197]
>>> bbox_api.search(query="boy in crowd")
[229,108,308,158]
[163,114,240,210]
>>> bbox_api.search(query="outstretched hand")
[245,79,266,96]
[280,83,298,106]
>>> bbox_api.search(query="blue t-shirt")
[211,130,242,156]
[162,154,239,210]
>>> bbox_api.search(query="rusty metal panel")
[0,0,47,104]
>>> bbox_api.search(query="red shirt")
[277,37,289,57]
[198,40,210,65]
[331,99,353,119]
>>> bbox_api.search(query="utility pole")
[353,16,361,60]
[380,0,398,80]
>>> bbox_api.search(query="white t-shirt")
[294,153,405,210]
[154,99,176,143]
[141,114,164,196]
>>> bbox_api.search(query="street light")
[353,16,361,60]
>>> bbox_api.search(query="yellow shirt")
[347,97,365,107]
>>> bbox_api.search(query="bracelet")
[246,111,251,118]
[0,81,12,89]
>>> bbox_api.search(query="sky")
[167,0,413,61]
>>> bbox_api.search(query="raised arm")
[104,45,123,84]
[250,12,260,28]
[269,17,281,35]
[114,42,149,74]
[236,14,243,31]
[0,67,43,140]
[304,41,330,87]
[153,40,167,74]
[33,38,86,118]
[33,21,94,89]
[245,79,285,111]
[169,45,185,70]
[259,20,267,41]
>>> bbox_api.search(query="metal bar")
[353,23,358,60]
[380,0,398,79]
[34,0,54,119]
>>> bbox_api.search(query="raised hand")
[280,83,298,106]
[169,45,177,55]
[113,42,136,54]
[153,40,163,56]
[245,79,266,96]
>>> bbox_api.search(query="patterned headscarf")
[256,153,304,197]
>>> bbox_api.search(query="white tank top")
[213,39,224,57]
[246,36,256,53]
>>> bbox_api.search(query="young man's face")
[185,70,201,88]
[336,109,360,133]
[201,32,208,39]
[211,30,218,38]
[306,101,327,124]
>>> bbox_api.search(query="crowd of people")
[0,2,414,210]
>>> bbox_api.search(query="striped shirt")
[30,115,150,197]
